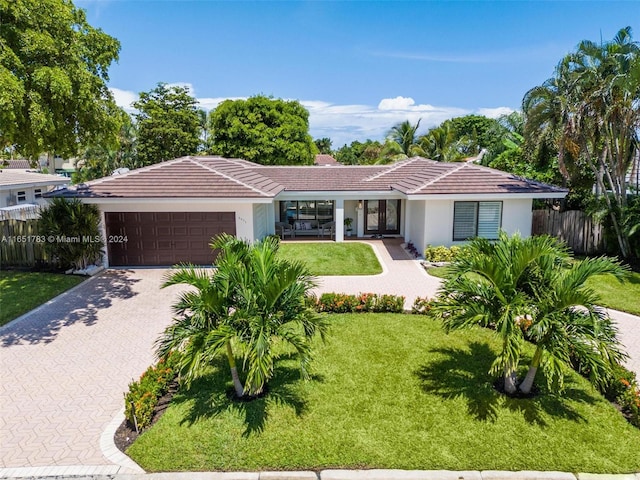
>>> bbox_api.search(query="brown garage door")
[105,212,236,266]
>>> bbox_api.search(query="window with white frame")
[34,188,42,199]
[453,201,502,241]
[16,191,27,203]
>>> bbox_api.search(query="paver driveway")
[0,269,181,470]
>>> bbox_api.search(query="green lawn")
[127,314,640,473]
[425,266,640,316]
[278,242,382,276]
[0,271,85,327]
[585,271,640,316]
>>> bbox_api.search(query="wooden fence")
[532,209,604,254]
[0,206,51,267]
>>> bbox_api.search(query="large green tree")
[523,27,640,258]
[314,137,332,154]
[157,234,327,398]
[0,0,121,161]
[74,109,138,182]
[133,83,201,166]
[209,95,316,165]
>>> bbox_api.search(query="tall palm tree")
[518,257,628,394]
[523,27,640,258]
[387,120,425,157]
[156,234,327,398]
[419,124,460,162]
[430,233,567,394]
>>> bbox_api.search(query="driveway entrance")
[0,269,180,470]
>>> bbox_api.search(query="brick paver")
[0,269,181,469]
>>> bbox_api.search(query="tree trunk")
[519,346,543,394]
[504,366,518,395]
[225,342,245,398]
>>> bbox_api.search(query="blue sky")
[77,0,638,147]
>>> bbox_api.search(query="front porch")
[275,198,404,242]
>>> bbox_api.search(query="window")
[453,201,502,241]
[16,191,26,203]
[34,189,42,199]
[280,200,334,224]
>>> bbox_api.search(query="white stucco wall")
[422,198,534,248]
[405,199,426,250]
[501,198,533,237]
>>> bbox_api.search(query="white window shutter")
[453,202,477,240]
[477,202,502,239]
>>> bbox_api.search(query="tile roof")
[53,157,283,199]
[314,154,341,166]
[1,159,32,169]
[51,156,567,199]
[0,170,70,188]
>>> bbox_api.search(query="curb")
[2,470,640,480]
[99,410,145,474]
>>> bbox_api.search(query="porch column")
[335,198,344,242]
[357,200,364,237]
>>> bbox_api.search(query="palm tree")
[418,124,462,162]
[225,236,327,394]
[523,27,640,258]
[518,256,628,394]
[431,232,628,396]
[430,233,567,394]
[156,234,327,398]
[387,120,425,157]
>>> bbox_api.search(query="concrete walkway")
[312,239,441,310]
[0,239,638,479]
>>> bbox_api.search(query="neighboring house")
[51,156,567,267]
[0,170,70,209]
[1,159,32,170]
[314,154,341,166]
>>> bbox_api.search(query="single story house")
[0,169,70,209]
[50,156,567,267]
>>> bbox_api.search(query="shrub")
[38,198,104,270]
[423,245,463,262]
[411,296,433,315]
[600,363,638,401]
[618,378,640,428]
[315,292,405,313]
[372,294,405,313]
[124,355,178,431]
[317,293,359,313]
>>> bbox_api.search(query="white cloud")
[476,107,515,119]
[110,88,137,112]
[109,86,511,148]
[378,96,417,111]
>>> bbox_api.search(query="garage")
[105,212,236,266]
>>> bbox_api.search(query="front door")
[364,200,400,235]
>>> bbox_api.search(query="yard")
[426,266,640,316]
[277,242,382,276]
[0,271,85,327]
[126,313,640,473]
